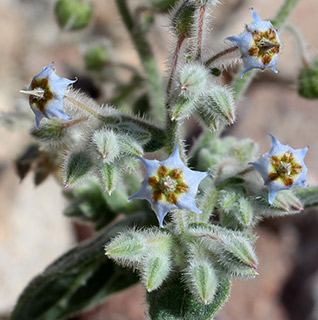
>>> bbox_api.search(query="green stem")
[272,0,302,30]
[115,0,164,123]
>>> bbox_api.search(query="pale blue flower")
[23,62,76,128]
[250,135,308,204]
[226,8,281,78]
[129,143,209,227]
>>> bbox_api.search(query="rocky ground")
[0,0,317,319]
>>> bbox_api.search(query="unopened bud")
[84,43,110,71]
[172,1,196,37]
[92,129,120,162]
[105,231,146,265]
[186,252,218,304]
[178,62,209,98]
[298,58,318,99]
[119,135,144,157]
[55,0,93,31]
[201,86,236,125]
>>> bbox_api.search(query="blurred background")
[0,0,318,319]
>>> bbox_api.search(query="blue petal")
[249,8,273,32]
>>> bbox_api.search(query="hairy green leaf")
[11,213,149,320]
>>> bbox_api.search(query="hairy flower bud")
[55,0,93,31]
[200,86,236,125]
[84,43,111,71]
[105,231,146,266]
[92,129,120,162]
[185,245,218,304]
[172,1,196,37]
[179,62,209,98]
[298,58,318,99]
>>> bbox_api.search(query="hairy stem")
[65,96,105,120]
[205,46,239,67]
[115,0,164,123]
[65,95,166,152]
[196,5,206,60]
[166,35,186,97]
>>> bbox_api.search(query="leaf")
[147,276,231,320]
[11,213,150,320]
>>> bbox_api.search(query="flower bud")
[171,96,197,121]
[172,1,196,37]
[63,151,93,188]
[84,43,111,71]
[142,232,173,292]
[185,246,218,304]
[256,189,304,217]
[218,236,258,278]
[200,86,236,125]
[119,135,144,157]
[55,0,93,31]
[178,62,209,98]
[105,231,146,266]
[92,129,120,163]
[142,254,171,292]
[195,109,221,132]
[298,58,318,99]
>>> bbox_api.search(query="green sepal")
[99,162,118,195]
[64,151,93,187]
[31,119,65,145]
[10,213,149,320]
[147,276,231,320]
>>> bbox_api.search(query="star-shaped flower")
[128,143,210,227]
[21,62,76,128]
[226,8,281,78]
[250,135,308,204]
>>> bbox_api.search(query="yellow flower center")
[248,28,280,65]
[148,166,189,204]
[268,152,302,187]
